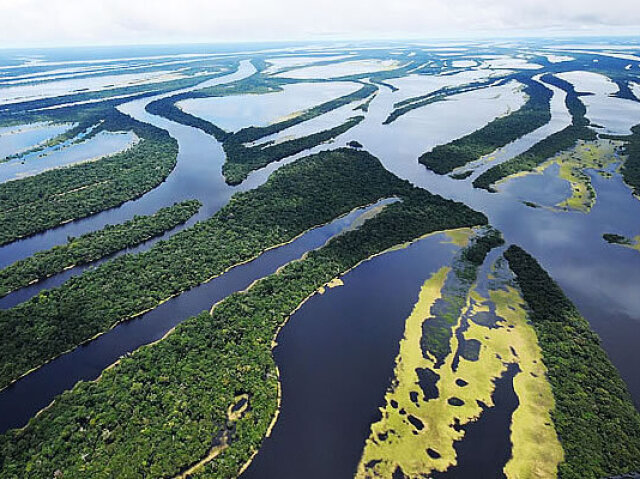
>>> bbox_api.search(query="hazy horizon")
[1,0,640,49]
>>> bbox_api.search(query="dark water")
[433,363,520,479]
[241,234,459,479]
[243,76,640,478]
[330,81,640,405]
[0,219,193,309]
[0,203,382,433]
[1,49,640,478]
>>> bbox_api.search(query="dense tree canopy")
[505,245,640,478]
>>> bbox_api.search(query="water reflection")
[0,60,256,268]
[0,130,137,183]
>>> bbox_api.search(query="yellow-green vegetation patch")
[318,277,344,294]
[604,233,640,253]
[627,236,640,252]
[227,394,250,422]
[490,288,564,478]
[506,139,624,213]
[357,264,563,478]
[442,227,475,247]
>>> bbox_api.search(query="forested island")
[0,148,486,391]
[0,114,178,245]
[419,78,552,174]
[473,73,596,190]
[504,245,640,478]
[0,200,201,298]
[0,150,487,478]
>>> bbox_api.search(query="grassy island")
[0,200,201,298]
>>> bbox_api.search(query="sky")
[1,0,639,48]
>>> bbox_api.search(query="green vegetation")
[472,125,598,190]
[0,148,487,390]
[603,233,640,253]
[420,229,500,364]
[504,245,640,478]
[419,79,552,174]
[540,74,590,127]
[357,231,563,479]
[0,158,487,478]
[0,200,201,298]
[383,77,505,125]
[353,93,376,112]
[620,124,640,196]
[450,170,473,180]
[603,233,632,245]
[221,115,364,185]
[0,113,178,246]
[549,139,621,212]
[473,73,597,190]
[148,81,376,184]
[461,228,504,265]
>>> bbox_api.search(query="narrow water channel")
[0,201,384,433]
[0,61,256,268]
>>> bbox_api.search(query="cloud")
[1,0,639,48]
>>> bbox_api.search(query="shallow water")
[177,81,359,132]
[498,163,572,207]
[262,54,354,74]
[0,69,188,106]
[275,59,401,79]
[386,69,502,103]
[0,130,137,183]
[558,70,640,135]
[0,122,71,160]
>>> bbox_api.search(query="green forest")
[0,200,201,298]
[0,148,486,390]
[473,73,596,190]
[0,114,178,246]
[504,245,640,478]
[221,115,364,184]
[419,78,552,174]
[620,124,640,196]
[0,156,487,479]
[472,125,596,190]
